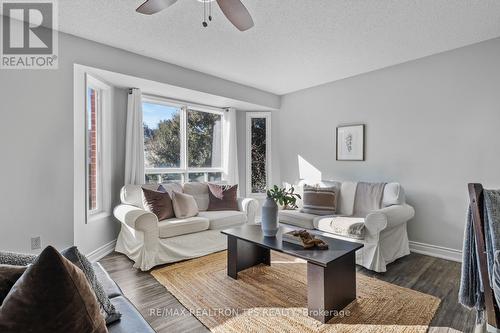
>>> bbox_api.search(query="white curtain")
[222,108,239,187]
[124,88,145,185]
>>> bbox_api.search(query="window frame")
[85,75,111,219]
[246,112,272,198]
[142,95,225,184]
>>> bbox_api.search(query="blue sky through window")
[142,102,179,129]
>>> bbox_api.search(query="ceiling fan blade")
[136,0,178,15]
[216,0,254,31]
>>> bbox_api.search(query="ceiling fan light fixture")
[201,0,211,27]
[136,0,254,31]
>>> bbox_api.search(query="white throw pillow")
[172,191,199,218]
[183,182,209,211]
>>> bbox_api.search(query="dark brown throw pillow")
[207,183,238,211]
[0,265,26,306]
[142,187,174,221]
[0,246,108,333]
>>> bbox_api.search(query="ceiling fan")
[136,0,254,31]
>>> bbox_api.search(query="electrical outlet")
[31,236,41,250]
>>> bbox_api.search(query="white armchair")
[279,181,414,272]
[114,183,258,271]
[360,203,414,271]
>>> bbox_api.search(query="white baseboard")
[85,239,462,263]
[87,239,117,263]
[409,241,462,262]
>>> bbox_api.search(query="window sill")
[87,211,112,223]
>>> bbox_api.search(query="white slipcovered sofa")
[114,182,259,271]
[279,181,415,273]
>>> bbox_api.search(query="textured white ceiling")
[59,0,500,95]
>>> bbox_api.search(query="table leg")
[227,235,271,279]
[307,252,356,323]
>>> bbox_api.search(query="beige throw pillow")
[300,185,339,215]
[172,191,199,218]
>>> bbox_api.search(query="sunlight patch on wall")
[298,155,322,183]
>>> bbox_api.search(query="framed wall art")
[336,124,365,161]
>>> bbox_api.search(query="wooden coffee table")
[221,225,363,323]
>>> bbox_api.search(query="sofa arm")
[366,204,415,231]
[113,204,159,239]
[237,197,259,224]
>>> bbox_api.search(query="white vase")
[261,197,279,237]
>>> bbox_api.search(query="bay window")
[143,96,224,184]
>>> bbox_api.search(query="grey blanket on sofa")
[459,190,500,324]
[353,182,386,218]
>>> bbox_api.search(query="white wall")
[0,30,279,254]
[278,37,500,252]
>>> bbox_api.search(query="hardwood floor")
[99,252,475,333]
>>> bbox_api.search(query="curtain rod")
[141,93,229,113]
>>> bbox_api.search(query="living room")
[1,1,499,333]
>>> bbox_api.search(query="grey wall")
[0,30,279,254]
[278,37,500,251]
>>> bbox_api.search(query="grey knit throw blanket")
[352,182,386,218]
[459,190,500,325]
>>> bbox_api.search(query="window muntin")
[143,98,224,184]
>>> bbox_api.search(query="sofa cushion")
[301,184,339,215]
[93,263,123,299]
[0,246,107,333]
[198,211,246,229]
[158,217,209,238]
[278,210,317,229]
[207,183,239,211]
[108,296,155,333]
[0,251,36,266]
[315,216,366,240]
[183,182,209,211]
[383,183,406,207]
[121,184,182,208]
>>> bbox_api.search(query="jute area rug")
[151,251,440,333]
